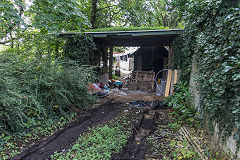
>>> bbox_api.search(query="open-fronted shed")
[59,29,184,79]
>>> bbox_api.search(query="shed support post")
[102,46,108,74]
[95,44,101,73]
[109,46,113,79]
[168,43,174,69]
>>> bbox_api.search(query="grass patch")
[51,115,132,160]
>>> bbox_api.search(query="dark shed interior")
[134,46,168,73]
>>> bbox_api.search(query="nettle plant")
[173,0,240,150]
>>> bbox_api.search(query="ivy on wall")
[173,0,240,151]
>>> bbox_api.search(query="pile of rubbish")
[87,79,128,98]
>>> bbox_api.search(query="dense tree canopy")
[0,0,182,48]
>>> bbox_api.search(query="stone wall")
[189,58,240,158]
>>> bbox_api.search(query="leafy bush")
[166,82,198,126]
[0,53,96,133]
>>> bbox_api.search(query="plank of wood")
[170,69,178,95]
[165,70,172,97]
[170,70,175,95]
[174,69,178,84]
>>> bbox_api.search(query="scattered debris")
[129,100,151,108]
[111,88,127,96]
[179,127,209,160]
[152,100,168,109]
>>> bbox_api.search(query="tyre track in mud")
[111,109,158,160]
[13,100,124,160]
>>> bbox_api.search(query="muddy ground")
[13,101,129,160]
[111,108,175,160]
[13,91,173,160]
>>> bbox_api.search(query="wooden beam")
[168,43,174,69]
[165,69,172,97]
[109,46,113,79]
[93,44,100,65]
[102,47,108,74]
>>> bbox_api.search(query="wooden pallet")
[129,71,155,90]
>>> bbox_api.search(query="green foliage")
[0,30,97,159]
[173,36,193,83]
[77,0,183,29]
[0,0,90,48]
[118,0,181,28]
[0,0,24,39]
[64,34,97,65]
[0,113,77,160]
[112,74,120,80]
[29,0,90,33]
[173,0,240,147]
[0,53,96,132]
[166,82,198,127]
[170,140,199,160]
[50,116,132,160]
[114,47,126,53]
[10,31,65,60]
[79,0,122,29]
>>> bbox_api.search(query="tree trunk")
[160,13,166,27]
[10,33,14,48]
[91,0,98,29]
[168,43,174,69]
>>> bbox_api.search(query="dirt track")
[111,110,157,160]
[13,91,167,160]
[13,101,125,160]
